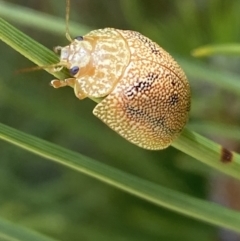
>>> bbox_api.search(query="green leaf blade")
[0,217,58,241]
[1,123,240,233]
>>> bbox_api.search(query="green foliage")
[0,1,240,241]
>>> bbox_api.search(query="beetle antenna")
[65,0,73,42]
[15,64,64,74]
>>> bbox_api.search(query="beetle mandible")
[51,1,191,150]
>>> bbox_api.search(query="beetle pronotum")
[50,0,191,150]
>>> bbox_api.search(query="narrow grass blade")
[0,17,67,80]
[1,122,240,232]
[172,128,240,178]
[0,0,90,36]
[1,17,240,179]
[0,17,100,103]
[0,217,58,241]
[192,44,240,57]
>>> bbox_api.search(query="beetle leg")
[50,78,87,99]
[50,78,76,88]
[53,46,63,54]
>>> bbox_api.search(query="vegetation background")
[1,0,240,240]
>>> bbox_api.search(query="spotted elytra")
[50,1,191,150]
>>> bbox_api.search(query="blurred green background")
[1,0,240,240]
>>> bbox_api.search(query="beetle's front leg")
[50,78,87,99]
[50,78,76,88]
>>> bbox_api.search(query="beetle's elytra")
[51,28,191,150]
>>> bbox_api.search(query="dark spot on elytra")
[125,77,154,98]
[221,147,233,163]
[151,48,161,55]
[169,93,179,105]
[125,104,146,118]
[147,72,159,82]
[135,81,151,92]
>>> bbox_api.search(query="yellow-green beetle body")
[51,28,191,150]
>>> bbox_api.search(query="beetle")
[50,2,191,150]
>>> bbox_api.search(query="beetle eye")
[70,66,79,76]
[74,36,84,41]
